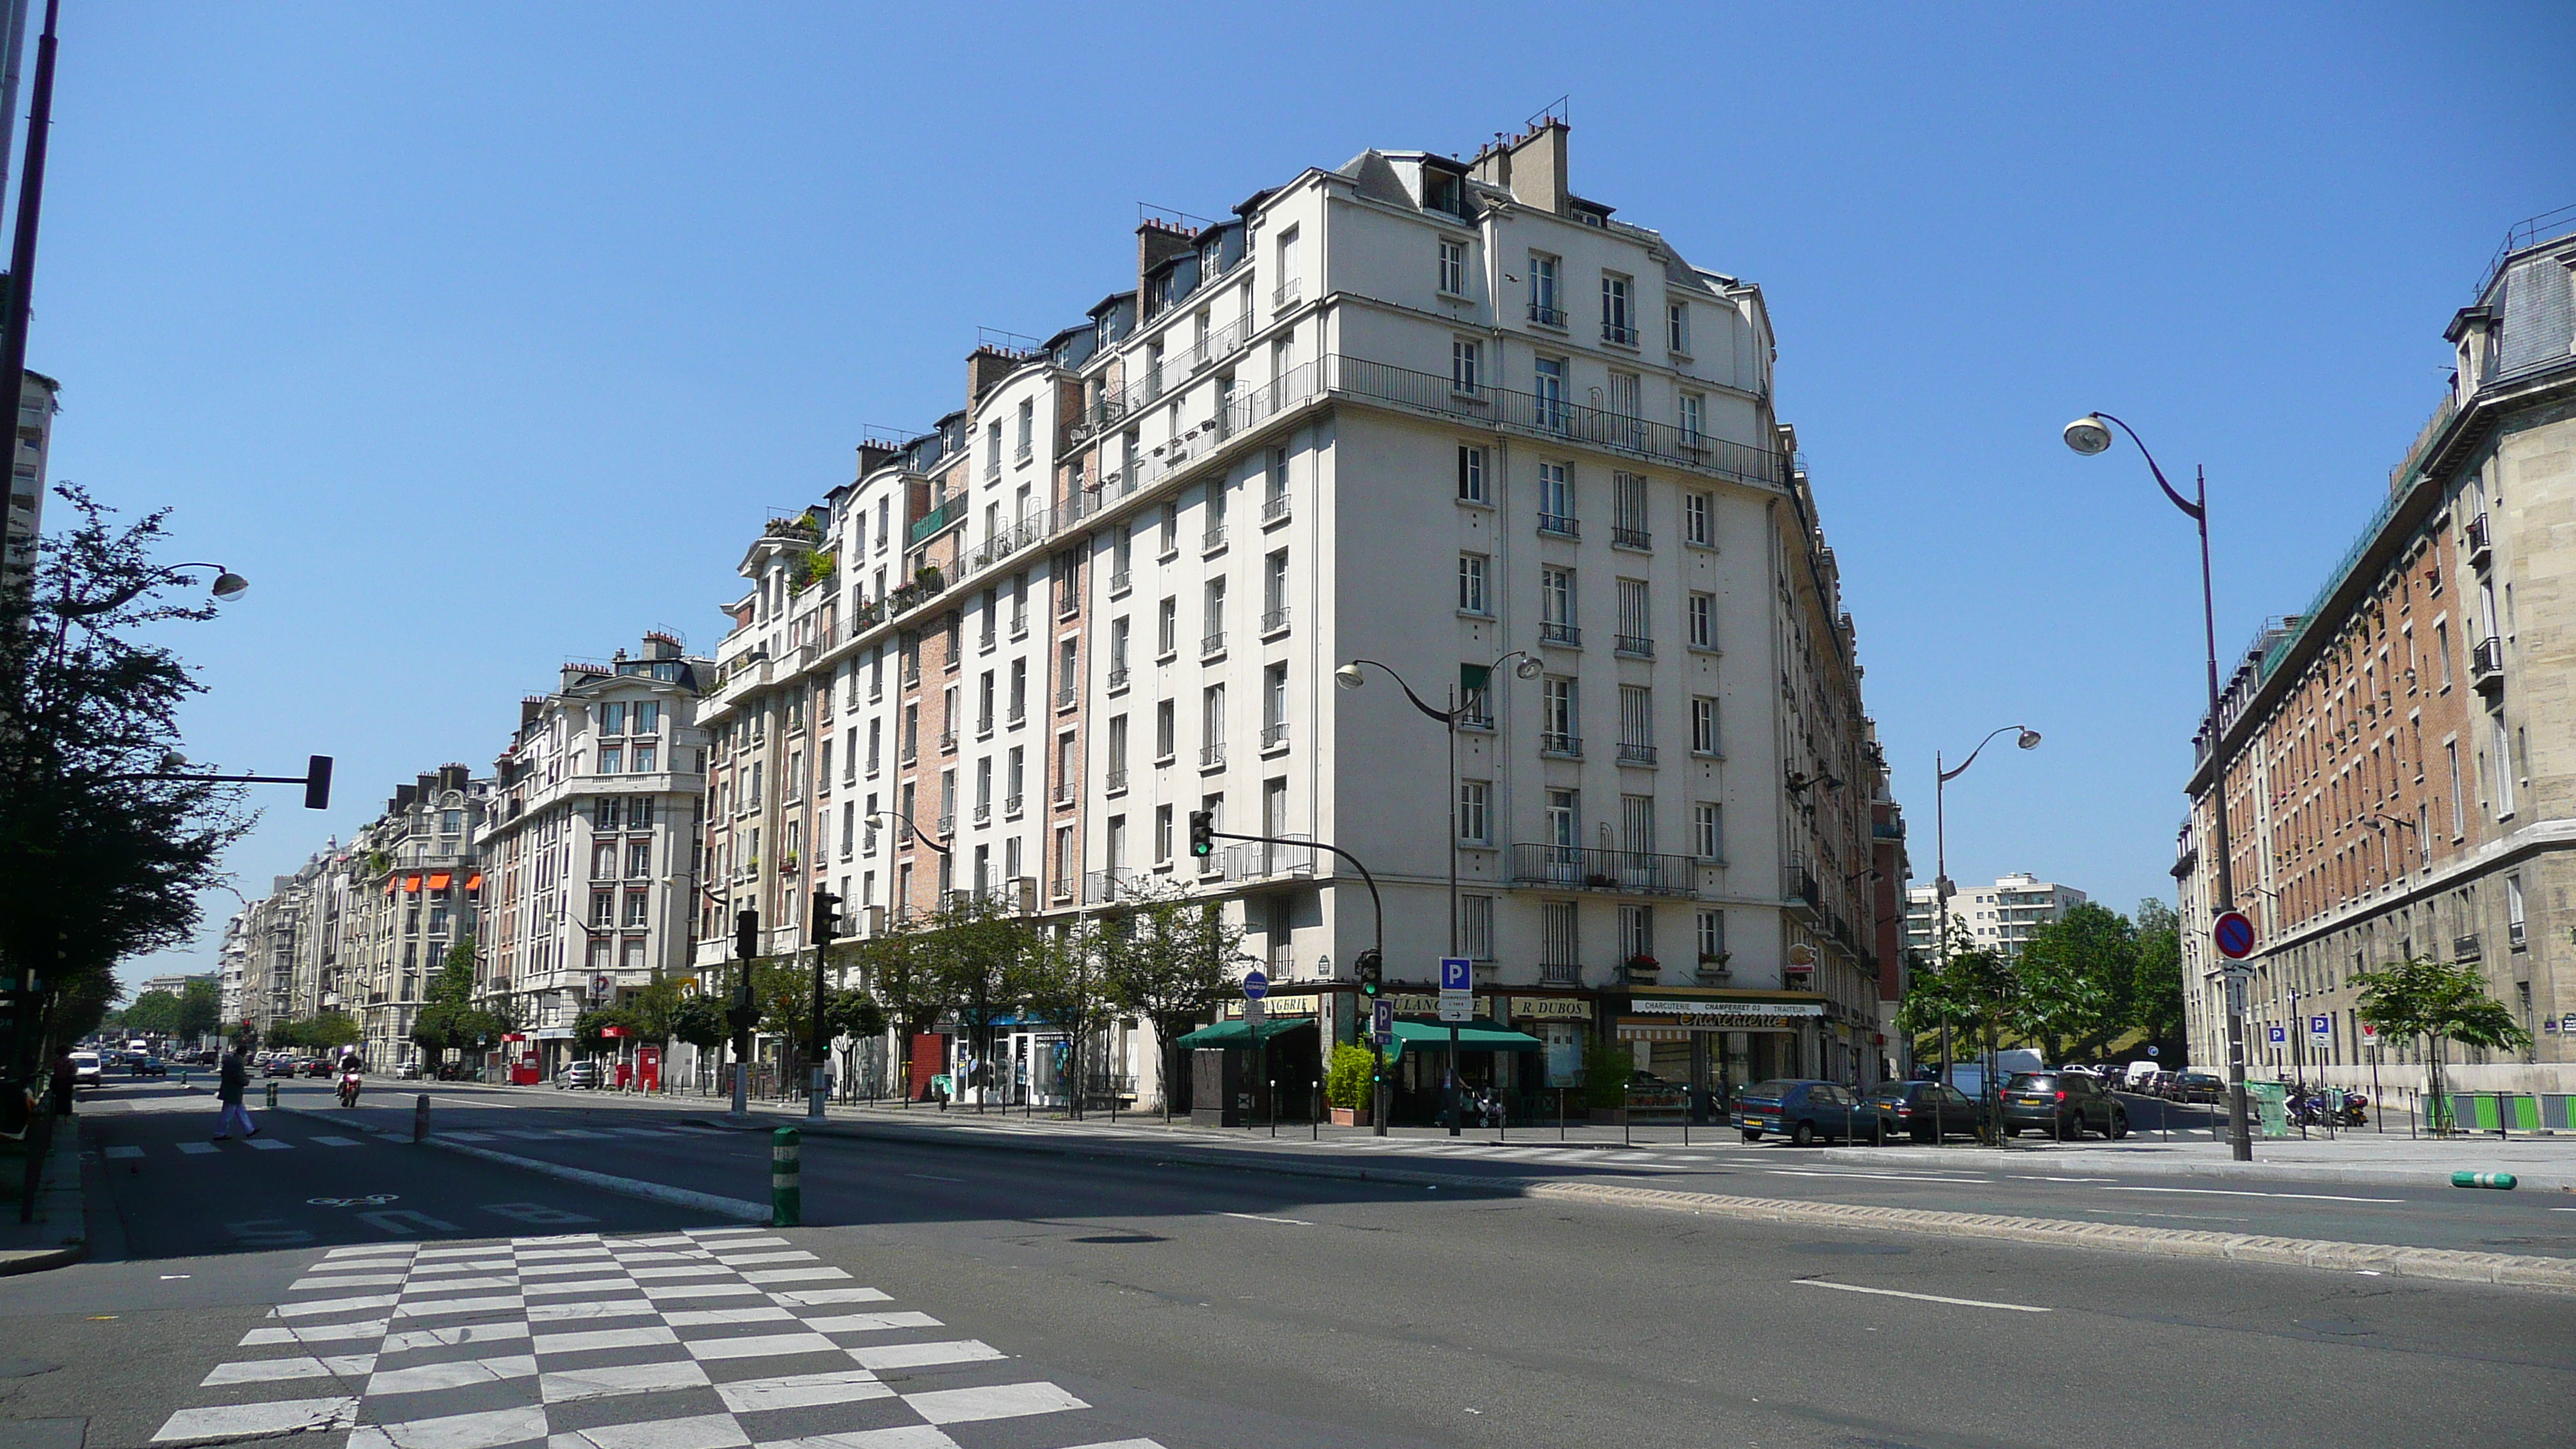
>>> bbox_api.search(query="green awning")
[1175,1017,1317,1049]
[1384,1018,1543,1062]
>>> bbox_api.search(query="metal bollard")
[771,1126,801,1226]
[414,1093,430,1143]
[265,1080,279,1108]
[2451,1170,2517,1190]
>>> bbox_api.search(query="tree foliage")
[0,486,251,1088]
[1098,884,1247,1115]
[2354,955,2531,1125]
[2010,903,2138,1062]
[2130,899,2185,1060]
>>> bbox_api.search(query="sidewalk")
[0,1115,85,1274]
[1816,1133,2576,1190]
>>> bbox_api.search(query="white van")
[2122,1060,2164,1091]
[1942,1049,2044,1101]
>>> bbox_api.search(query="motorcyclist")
[337,1057,362,1108]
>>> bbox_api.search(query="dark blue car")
[1736,1079,1883,1146]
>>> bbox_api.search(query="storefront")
[1176,1016,1322,1126]
[1618,992,1830,1118]
[1502,995,1598,1093]
[1379,1018,1544,1125]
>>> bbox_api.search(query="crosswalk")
[152,1227,1164,1449]
[91,1122,731,1163]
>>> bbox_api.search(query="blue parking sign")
[1438,957,1472,992]
[2266,1025,2287,1044]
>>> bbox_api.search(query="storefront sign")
[534,1026,575,1041]
[1619,1008,1813,1033]
[1222,994,1317,1019]
[1389,993,1441,1016]
[1630,998,1823,1019]
[1509,997,1595,1021]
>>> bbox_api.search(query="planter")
[1329,1106,1370,1128]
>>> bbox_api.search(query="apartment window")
[591,890,615,928]
[1458,553,1489,615]
[1008,659,1027,723]
[2492,710,2515,816]
[623,890,649,928]
[1010,573,1029,635]
[629,796,655,828]
[1668,300,1690,355]
[1202,577,1228,654]
[1601,272,1635,344]
[1691,696,1720,755]
[2435,620,2452,688]
[1159,502,1179,557]
[1461,894,1495,961]
[1262,663,1290,750]
[1108,617,1131,688]
[1276,226,1300,300]
[840,801,855,858]
[1053,731,1077,803]
[1541,900,1578,973]
[1696,908,1725,961]
[1053,825,1076,891]
[1157,597,1178,657]
[635,701,660,735]
[1620,794,1656,855]
[1016,399,1033,461]
[1693,803,1722,862]
[599,702,627,735]
[2508,874,2527,948]
[1005,747,1024,811]
[1678,392,1704,446]
[1688,592,1716,650]
[1528,252,1560,324]
[1156,699,1176,762]
[1540,566,1576,643]
[1619,905,1653,961]
[1618,684,1654,764]
[1438,237,1468,296]
[1547,789,1579,848]
[1111,530,1133,591]
[1612,472,1649,549]
[1055,638,1079,708]
[1684,490,1712,546]
[940,687,958,748]
[1542,676,1579,753]
[1204,480,1228,549]
[985,420,1002,478]
[978,589,998,649]
[591,841,618,880]
[1538,462,1574,533]
[1458,779,1490,844]
[626,840,652,879]
[901,704,919,763]
[977,671,995,735]
[1533,357,1567,430]
[1201,684,1227,767]
[1107,714,1129,787]
[598,745,622,775]
[1451,338,1480,395]
[1457,445,1486,504]
[974,756,993,824]
[1264,447,1290,519]
[1155,803,1174,865]
[1263,550,1290,633]
[594,798,622,831]
[1616,578,1653,655]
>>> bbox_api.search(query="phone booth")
[504,1033,540,1085]
[637,1045,663,1093]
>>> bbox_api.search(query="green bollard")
[265,1080,279,1109]
[770,1125,801,1227]
[2451,1170,2516,1190]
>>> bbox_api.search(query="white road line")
[629,1265,734,1280]
[240,1321,389,1347]
[642,1283,766,1300]
[392,1294,525,1318]
[682,1331,839,1361]
[530,1325,677,1355]
[713,1250,817,1266]
[1794,1279,2052,1313]
[712,1368,893,1413]
[803,1310,941,1334]
[324,1245,415,1259]
[276,1293,401,1319]
[906,1379,1089,1425]
[2102,1186,2405,1204]
[1060,1440,1170,1449]
[1217,1211,1312,1226]
[176,1142,218,1155]
[904,1172,964,1182]
[245,1137,294,1151]
[543,1410,747,1449]
[104,1145,142,1160]
[848,1338,1006,1370]
[538,1358,713,1403]
[365,1355,539,1395]
[520,1278,634,1297]
[343,1403,548,1449]
[769,1287,892,1306]
[2008,1174,2117,1183]
[381,1322,529,1352]
[526,1299,656,1323]
[742,1267,851,1285]
[1765,1170,1991,1184]
[290,1273,407,1290]
[152,1396,358,1442]
[201,1353,374,1385]
[313,1136,364,1147]
[663,1307,793,1327]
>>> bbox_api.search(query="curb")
[0,1118,87,1276]
[275,1105,769,1225]
[1810,1145,2576,1191]
[776,1115,2576,1294]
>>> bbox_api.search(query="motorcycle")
[336,1073,362,1108]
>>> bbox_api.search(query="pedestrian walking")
[213,1046,257,1140]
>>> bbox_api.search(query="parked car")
[396,1061,422,1080]
[300,1057,337,1077]
[262,1056,297,1077]
[1865,1080,1985,1142]
[2001,1070,2129,1139]
[1738,1080,1883,1145]
[129,1055,167,1077]
[554,1060,604,1090]
[67,1051,101,1089]
[2168,1070,2226,1104]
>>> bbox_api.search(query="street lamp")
[1931,724,2040,1140]
[2064,409,2252,1162]
[1336,649,1539,1136]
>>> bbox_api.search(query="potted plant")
[1324,1042,1375,1127]
[913,564,945,594]
[1696,950,1732,982]
[1622,953,1660,983]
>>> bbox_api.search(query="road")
[2,1079,2565,1448]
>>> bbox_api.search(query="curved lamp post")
[1932,724,2040,1139]
[2066,409,2250,1161]
[1336,649,1539,1136]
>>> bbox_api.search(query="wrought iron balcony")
[1602,321,1638,346]
[1539,621,1581,647]
[1200,742,1228,770]
[1509,844,1700,897]
[1261,721,1290,752]
[1105,769,1128,795]
[2472,635,2505,693]
[1615,634,1655,659]
[1611,526,1651,550]
[1263,491,1290,523]
[1538,512,1580,539]
[1527,302,1564,327]
[1260,607,1290,636]
[1540,731,1583,759]
[2467,512,2491,566]
[1616,743,1658,768]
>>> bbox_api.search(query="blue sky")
[36,3,2576,992]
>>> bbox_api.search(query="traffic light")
[1188,810,1214,858]
[810,889,842,947]
[303,755,334,811]
[734,908,760,961]
[1354,948,1382,998]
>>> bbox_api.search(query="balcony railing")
[1616,743,1658,767]
[1540,961,1582,986]
[1260,607,1290,635]
[1539,621,1580,646]
[1105,769,1128,794]
[1527,302,1564,327]
[1261,721,1290,752]
[1082,867,1143,906]
[1509,844,1700,898]
[1202,524,1228,553]
[1611,526,1651,550]
[1615,634,1655,659]
[1273,277,1301,309]
[2466,512,2492,565]
[1538,512,1580,538]
[1201,630,1227,658]
[1262,491,1290,523]
[1108,664,1130,692]
[1200,742,1228,770]
[1109,568,1131,594]
[2472,635,2505,690]
[1056,683,1078,710]
[1053,781,1077,807]
[1602,320,1638,346]
[1540,731,1583,758]
[934,813,954,838]
[908,496,966,547]
[937,728,957,753]
[1003,793,1022,816]
[972,803,992,826]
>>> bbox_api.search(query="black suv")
[1865,1080,1985,1142]
[2001,1071,2129,1139]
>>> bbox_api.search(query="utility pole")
[728,908,758,1122]
[0,0,57,431]
[807,886,841,1122]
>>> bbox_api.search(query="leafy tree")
[0,486,250,1100]
[913,896,1036,1106]
[665,995,728,1053]
[1015,920,1116,1117]
[1099,885,1246,1118]
[302,1012,361,1050]
[574,1006,644,1055]
[410,937,481,1067]
[123,989,183,1036]
[2354,956,2531,1128]
[176,978,221,1040]
[2131,899,2185,1064]
[2011,903,2138,1062]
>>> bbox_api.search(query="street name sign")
[1437,994,1475,1023]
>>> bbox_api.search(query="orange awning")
[464,872,483,892]
[403,875,423,893]
[426,872,453,892]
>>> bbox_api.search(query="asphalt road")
[307,1080,2576,1259]
[12,1081,2567,1449]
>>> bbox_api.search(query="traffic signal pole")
[808,887,841,1122]
[728,909,759,1123]
[1201,826,1389,1134]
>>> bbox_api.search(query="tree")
[2011,903,2138,1062]
[751,957,820,1089]
[410,937,480,1067]
[1015,920,1117,1117]
[176,978,221,1041]
[123,989,183,1036]
[2353,956,2530,1129]
[301,1012,361,1050]
[574,1007,643,1055]
[0,486,250,1107]
[2131,899,2185,1064]
[666,994,727,1055]
[1100,884,1247,1118]
[911,896,1036,1107]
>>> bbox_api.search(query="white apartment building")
[1903,872,2088,959]
[3,368,56,591]
[697,122,1899,1115]
[481,635,711,1079]
[342,766,491,1064]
